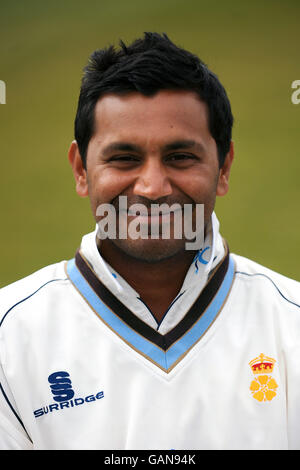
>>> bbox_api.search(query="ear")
[216,141,234,197]
[68,141,89,197]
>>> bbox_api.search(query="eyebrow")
[163,140,205,153]
[101,139,205,156]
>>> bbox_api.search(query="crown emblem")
[249,353,278,402]
[249,353,276,375]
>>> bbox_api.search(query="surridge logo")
[48,371,75,402]
[33,370,104,418]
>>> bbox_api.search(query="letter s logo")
[48,371,75,402]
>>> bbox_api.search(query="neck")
[99,240,197,323]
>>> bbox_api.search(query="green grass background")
[0,0,299,286]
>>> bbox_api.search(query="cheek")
[175,172,219,225]
[87,169,134,205]
[176,173,218,204]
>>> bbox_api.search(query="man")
[0,33,300,450]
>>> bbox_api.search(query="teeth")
[127,212,171,216]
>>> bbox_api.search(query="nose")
[132,159,172,200]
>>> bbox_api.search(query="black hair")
[74,32,233,168]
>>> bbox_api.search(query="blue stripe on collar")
[66,255,235,373]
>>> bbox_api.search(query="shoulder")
[231,253,300,310]
[0,261,70,327]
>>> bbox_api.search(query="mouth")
[124,208,183,222]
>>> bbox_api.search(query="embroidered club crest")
[249,353,278,402]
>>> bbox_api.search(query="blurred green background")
[0,0,299,286]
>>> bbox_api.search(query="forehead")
[92,90,212,145]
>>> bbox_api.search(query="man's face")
[69,90,233,262]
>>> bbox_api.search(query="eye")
[166,153,198,165]
[109,154,139,162]
[107,154,141,166]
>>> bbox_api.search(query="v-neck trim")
[66,247,235,373]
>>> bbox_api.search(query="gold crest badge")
[249,353,278,402]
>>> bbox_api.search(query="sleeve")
[0,364,33,450]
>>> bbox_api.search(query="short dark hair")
[74,32,233,168]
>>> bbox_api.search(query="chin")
[110,238,190,263]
